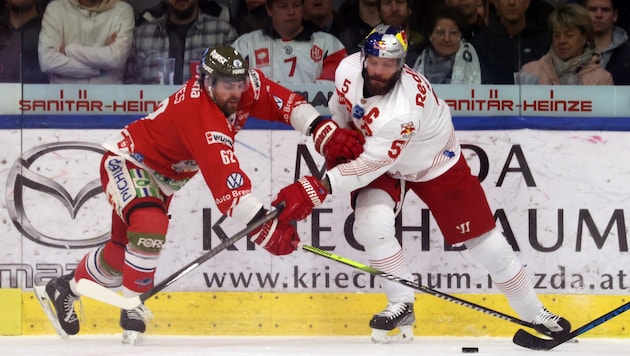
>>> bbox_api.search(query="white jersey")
[231,25,346,84]
[326,52,461,194]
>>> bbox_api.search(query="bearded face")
[205,77,248,117]
[363,55,401,96]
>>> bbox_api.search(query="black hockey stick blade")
[302,244,538,330]
[513,300,630,350]
[77,203,283,309]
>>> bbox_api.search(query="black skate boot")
[120,305,152,345]
[531,307,571,338]
[34,273,80,338]
[369,302,415,344]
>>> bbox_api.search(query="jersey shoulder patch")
[248,69,263,99]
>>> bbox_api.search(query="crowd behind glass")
[1,0,629,85]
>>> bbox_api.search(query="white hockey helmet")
[362,24,408,64]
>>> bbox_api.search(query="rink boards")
[7,291,629,337]
[1,84,630,337]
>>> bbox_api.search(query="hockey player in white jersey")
[231,0,346,83]
[269,24,572,343]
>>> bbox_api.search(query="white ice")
[0,335,627,355]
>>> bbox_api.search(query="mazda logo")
[6,141,109,248]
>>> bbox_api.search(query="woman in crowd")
[519,3,612,85]
[412,5,481,84]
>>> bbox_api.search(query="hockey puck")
[462,347,479,353]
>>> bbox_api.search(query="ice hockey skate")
[34,274,81,339]
[369,302,415,344]
[531,307,571,338]
[120,305,153,345]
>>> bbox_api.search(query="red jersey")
[103,69,318,218]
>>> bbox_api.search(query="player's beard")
[364,74,397,96]
[217,96,241,117]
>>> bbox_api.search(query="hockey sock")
[354,189,414,303]
[122,207,169,293]
[465,228,543,321]
[73,244,124,291]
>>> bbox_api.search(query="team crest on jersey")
[284,46,293,55]
[311,45,323,62]
[226,172,244,189]
[254,48,270,67]
[205,131,234,147]
[352,105,364,119]
[399,122,416,138]
[117,130,134,151]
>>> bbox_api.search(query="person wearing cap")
[34,45,365,344]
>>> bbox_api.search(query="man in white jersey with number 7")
[270,24,572,344]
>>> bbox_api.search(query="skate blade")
[34,286,69,339]
[371,325,414,344]
[122,330,142,345]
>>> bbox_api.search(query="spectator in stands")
[520,3,613,84]
[472,0,550,84]
[38,0,134,84]
[231,0,346,83]
[0,0,48,82]
[304,0,344,36]
[582,0,630,84]
[335,0,380,53]
[444,0,487,41]
[413,4,481,84]
[377,0,426,67]
[230,0,269,35]
[136,0,231,27]
[131,0,237,84]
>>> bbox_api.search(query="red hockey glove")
[272,176,328,223]
[312,120,365,166]
[249,219,300,256]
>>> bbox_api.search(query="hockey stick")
[76,204,283,310]
[302,244,541,330]
[512,300,630,350]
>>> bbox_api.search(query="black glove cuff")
[307,116,326,136]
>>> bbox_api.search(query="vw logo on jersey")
[284,46,293,55]
[352,105,364,119]
[226,172,244,189]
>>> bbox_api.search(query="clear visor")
[214,75,249,83]
[204,75,249,95]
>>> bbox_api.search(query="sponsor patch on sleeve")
[205,131,234,147]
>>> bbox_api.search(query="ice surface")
[0,335,627,355]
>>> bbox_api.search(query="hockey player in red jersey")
[34,46,364,343]
[267,25,572,344]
